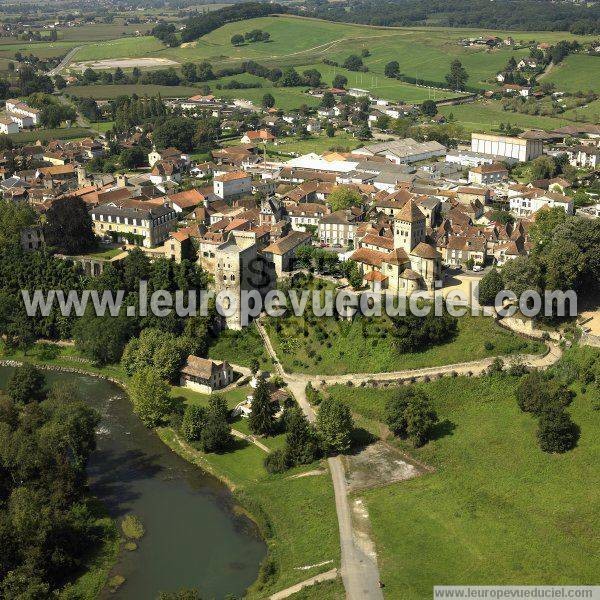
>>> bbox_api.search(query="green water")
[0,367,266,600]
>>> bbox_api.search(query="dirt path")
[256,319,384,600]
[255,316,564,599]
[269,568,339,600]
[231,428,271,453]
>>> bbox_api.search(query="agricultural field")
[544,54,600,94]
[438,100,571,134]
[7,126,92,143]
[327,346,600,598]
[562,98,600,124]
[0,40,80,60]
[66,84,201,99]
[55,16,597,111]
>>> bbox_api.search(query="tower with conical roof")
[394,198,426,253]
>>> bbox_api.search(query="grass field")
[0,40,81,60]
[562,98,600,123]
[328,346,600,598]
[7,126,92,143]
[267,131,362,155]
[67,84,201,99]
[545,54,600,94]
[263,314,542,375]
[55,16,597,112]
[439,100,571,133]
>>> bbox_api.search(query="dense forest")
[178,0,600,39]
[307,0,600,34]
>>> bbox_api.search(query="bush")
[121,515,145,540]
[264,448,289,474]
[181,405,207,442]
[536,406,579,453]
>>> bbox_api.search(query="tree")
[404,394,438,447]
[445,59,469,90]
[53,74,66,90]
[302,68,322,87]
[478,268,504,306]
[73,313,133,366]
[181,405,207,442]
[152,117,197,152]
[391,310,458,353]
[181,62,197,83]
[516,371,573,415]
[384,388,413,437]
[7,364,46,405]
[231,34,245,46]
[249,379,277,436]
[43,196,96,254]
[317,397,354,454]
[421,99,438,117]
[529,155,556,180]
[328,186,362,211]
[280,67,302,87]
[501,255,543,298]
[384,61,400,78]
[261,93,275,109]
[342,55,364,71]
[200,395,231,453]
[82,67,99,84]
[249,358,260,375]
[317,92,334,111]
[285,407,319,466]
[332,74,347,89]
[119,147,147,169]
[537,405,579,453]
[326,123,335,138]
[130,367,173,427]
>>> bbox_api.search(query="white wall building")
[471,133,543,162]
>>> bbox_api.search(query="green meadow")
[438,100,572,134]
[544,54,600,94]
[57,15,598,110]
[327,346,600,599]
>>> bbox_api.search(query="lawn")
[327,346,600,598]
[562,98,600,124]
[544,54,600,94]
[263,313,542,375]
[264,131,362,155]
[438,100,572,133]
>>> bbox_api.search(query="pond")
[0,367,266,600]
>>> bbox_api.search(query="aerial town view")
[0,0,598,598]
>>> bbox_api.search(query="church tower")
[394,199,426,253]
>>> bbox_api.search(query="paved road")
[48,46,82,76]
[256,320,384,600]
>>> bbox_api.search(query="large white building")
[213,171,253,199]
[5,99,40,126]
[509,189,574,217]
[471,133,543,162]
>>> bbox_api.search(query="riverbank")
[0,345,342,599]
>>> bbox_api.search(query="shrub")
[536,406,579,453]
[121,515,145,540]
[264,448,289,474]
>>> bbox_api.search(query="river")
[0,367,266,600]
